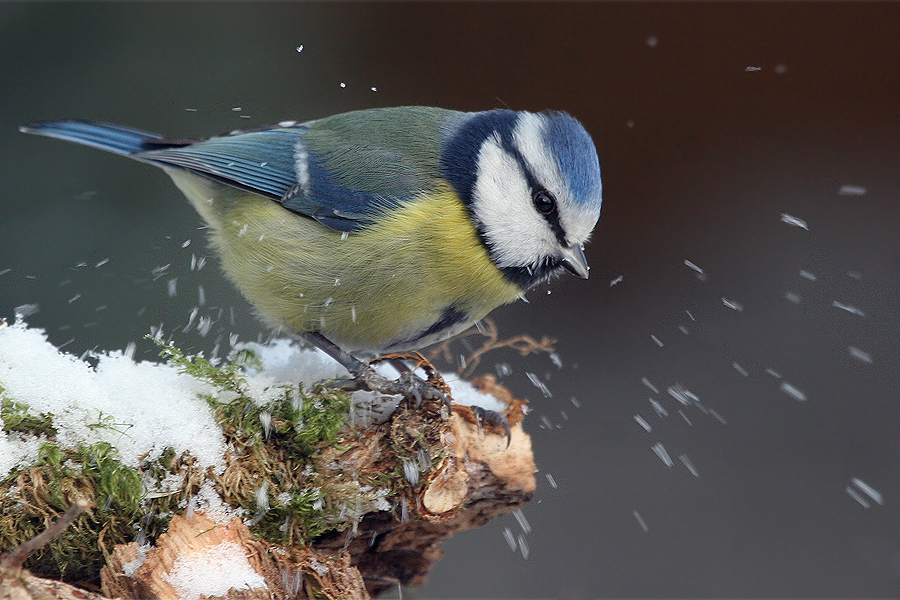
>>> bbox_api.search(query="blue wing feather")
[21,108,457,233]
[281,154,405,232]
[139,126,413,231]
[138,128,304,200]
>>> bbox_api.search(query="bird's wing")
[139,107,460,232]
[137,127,305,203]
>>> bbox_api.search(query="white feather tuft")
[293,141,310,191]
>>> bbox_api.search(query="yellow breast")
[168,172,522,352]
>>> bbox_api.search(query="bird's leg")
[386,357,414,376]
[298,332,450,407]
[383,356,452,408]
[298,331,368,375]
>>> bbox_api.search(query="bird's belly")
[170,173,522,353]
[225,218,508,352]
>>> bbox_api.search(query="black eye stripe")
[441,112,570,269]
[542,205,568,246]
[500,142,569,245]
[530,188,566,245]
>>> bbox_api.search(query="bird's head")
[442,109,602,289]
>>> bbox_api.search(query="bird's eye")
[532,190,556,215]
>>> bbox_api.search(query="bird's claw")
[328,366,450,411]
[394,371,451,411]
[471,406,511,447]
[368,352,453,411]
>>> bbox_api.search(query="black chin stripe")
[501,259,564,290]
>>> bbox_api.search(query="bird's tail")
[19,119,166,156]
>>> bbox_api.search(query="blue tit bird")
[20,106,602,401]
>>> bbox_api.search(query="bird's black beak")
[559,245,590,279]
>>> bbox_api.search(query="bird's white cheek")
[471,138,550,268]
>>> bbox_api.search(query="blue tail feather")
[19,119,165,157]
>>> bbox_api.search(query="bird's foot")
[371,352,453,410]
[471,405,511,447]
[329,352,452,411]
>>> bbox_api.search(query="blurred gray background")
[3,2,900,598]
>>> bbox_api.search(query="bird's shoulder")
[281,106,470,230]
[301,106,465,185]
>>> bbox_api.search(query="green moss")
[149,334,257,396]
[150,336,365,544]
[143,446,178,482]
[249,486,330,544]
[208,384,351,457]
[151,335,351,456]
[1,396,57,437]
[0,441,144,583]
[205,382,360,544]
[245,473,397,546]
[0,337,375,585]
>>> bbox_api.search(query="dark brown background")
[2,3,900,597]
